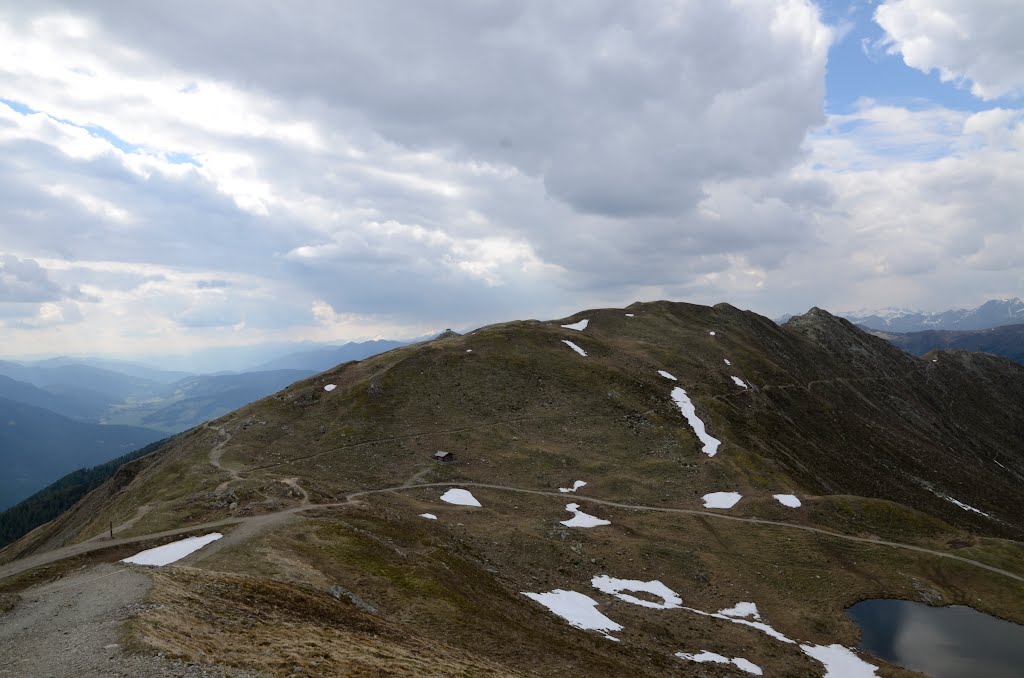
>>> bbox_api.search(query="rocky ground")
[0,563,262,677]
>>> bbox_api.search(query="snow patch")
[562,340,587,356]
[561,319,589,331]
[944,495,989,517]
[466,349,472,353]
[560,503,610,528]
[625,313,635,317]
[703,492,741,509]
[440,489,481,507]
[521,590,622,640]
[718,601,761,620]
[724,358,731,365]
[122,533,223,567]
[323,384,336,392]
[657,370,677,381]
[419,513,437,520]
[559,480,587,493]
[731,376,748,389]
[676,651,762,675]
[799,643,879,677]
[684,606,796,644]
[773,494,801,508]
[671,386,721,457]
[591,575,681,609]
[709,331,716,336]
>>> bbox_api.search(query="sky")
[0,0,1022,359]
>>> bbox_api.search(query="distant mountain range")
[0,339,406,504]
[870,323,1024,365]
[0,396,163,510]
[251,339,409,372]
[105,369,316,432]
[837,298,1024,333]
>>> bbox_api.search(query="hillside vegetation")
[3,301,1023,677]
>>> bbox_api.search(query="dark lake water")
[846,599,1024,678]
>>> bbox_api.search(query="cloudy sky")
[1,0,1022,359]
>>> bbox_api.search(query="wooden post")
[109,521,113,539]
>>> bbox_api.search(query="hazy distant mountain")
[0,375,113,421]
[871,323,1024,365]
[840,298,1024,332]
[252,340,408,373]
[0,396,163,510]
[28,356,192,384]
[0,360,164,402]
[106,369,315,432]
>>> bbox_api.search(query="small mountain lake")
[846,599,1024,677]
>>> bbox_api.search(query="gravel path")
[0,564,261,677]
[3,481,1022,585]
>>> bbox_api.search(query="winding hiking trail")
[3,481,1022,585]
[206,422,242,492]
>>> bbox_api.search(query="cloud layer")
[0,1,1021,357]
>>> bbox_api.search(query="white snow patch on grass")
[724,358,731,365]
[625,313,635,317]
[683,606,796,644]
[521,590,622,640]
[323,384,336,392]
[718,601,761,619]
[709,331,716,336]
[732,658,764,675]
[440,489,481,507]
[703,492,741,509]
[799,643,879,677]
[559,480,587,493]
[466,349,472,353]
[675,652,762,675]
[774,494,801,508]
[122,533,223,567]
[731,376,748,389]
[560,503,610,528]
[676,651,728,665]
[657,370,677,381]
[591,575,682,609]
[671,386,721,456]
[419,513,437,520]
[561,319,589,331]
[562,340,587,356]
[944,495,989,517]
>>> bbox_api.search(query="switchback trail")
[3,482,1022,585]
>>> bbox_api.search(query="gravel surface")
[0,564,262,677]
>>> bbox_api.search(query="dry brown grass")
[133,568,523,677]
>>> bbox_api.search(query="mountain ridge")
[2,300,1023,677]
[839,297,1024,332]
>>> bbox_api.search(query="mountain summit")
[841,297,1024,332]
[2,301,1023,677]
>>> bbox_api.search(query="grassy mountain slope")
[872,323,1024,365]
[3,301,1024,676]
[0,397,164,510]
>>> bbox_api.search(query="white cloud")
[875,0,1024,99]
[0,1,1018,357]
